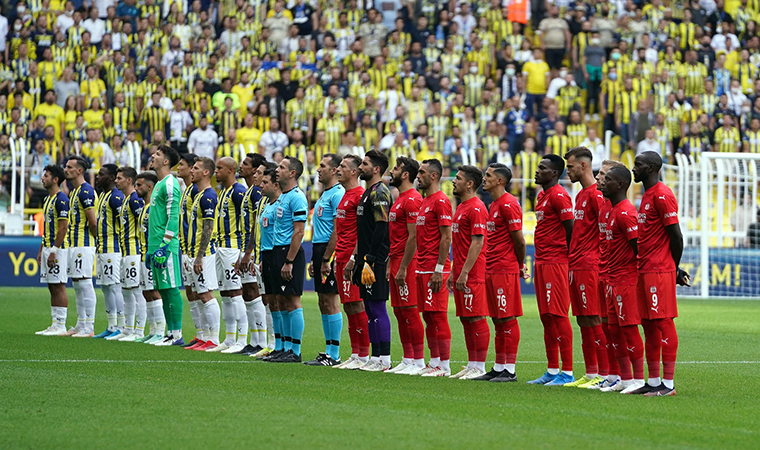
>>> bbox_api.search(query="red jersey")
[637,182,679,273]
[415,190,452,272]
[335,186,364,262]
[598,198,612,277]
[568,183,604,270]
[389,188,423,259]
[452,196,488,282]
[534,184,574,264]
[486,192,523,273]
[605,199,639,282]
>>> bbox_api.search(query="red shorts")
[606,283,640,326]
[534,263,570,317]
[597,276,608,315]
[637,271,678,320]
[389,257,418,308]
[485,272,523,319]
[415,272,450,313]
[453,281,488,317]
[569,269,601,316]
[335,260,361,304]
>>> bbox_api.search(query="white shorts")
[68,246,95,279]
[181,254,194,287]
[121,255,142,289]
[241,259,259,285]
[140,261,155,291]
[96,253,122,286]
[216,247,242,291]
[40,247,68,284]
[192,254,218,294]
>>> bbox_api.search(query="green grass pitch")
[1,287,759,449]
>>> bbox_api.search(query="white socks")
[52,306,67,327]
[134,291,147,337]
[152,299,166,336]
[79,279,97,333]
[246,297,266,347]
[232,295,247,346]
[203,298,221,345]
[113,285,125,330]
[123,288,136,335]
[102,284,118,331]
[429,357,441,368]
[221,296,236,346]
[73,282,85,330]
[189,299,204,340]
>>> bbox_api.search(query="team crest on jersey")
[78,253,82,257]
[543,201,547,207]
[317,206,324,217]
[645,203,650,210]
[465,287,471,294]
[107,259,111,263]
[582,200,587,207]
[610,219,615,226]
[650,286,657,294]
[262,217,269,227]
[546,283,552,289]
[344,200,349,206]
[497,288,503,295]
[131,262,135,266]
[425,207,430,213]
[452,223,459,233]
[389,212,396,221]
[494,211,498,217]
[487,221,495,231]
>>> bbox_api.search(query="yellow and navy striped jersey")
[252,194,268,265]
[316,117,345,149]
[567,124,588,148]
[139,204,150,259]
[653,126,671,157]
[96,188,125,254]
[660,105,683,138]
[462,73,485,107]
[219,109,239,139]
[141,106,168,139]
[42,191,69,248]
[615,90,638,124]
[164,76,185,101]
[355,127,379,153]
[120,191,144,257]
[68,182,97,248]
[284,143,307,160]
[557,84,582,117]
[518,151,540,189]
[309,143,332,163]
[714,127,741,152]
[216,182,247,250]
[427,115,450,152]
[475,104,496,136]
[744,130,760,153]
[545,135,569,156]
[188,187,218,258]
[242,185,262,251]
[480,135,500,163]
[179,184,199,254]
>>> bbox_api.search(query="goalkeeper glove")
[152,238,171,270]
[361,259,376,286]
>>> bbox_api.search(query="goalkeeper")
[351,150,393,371]
[147,145,185,346]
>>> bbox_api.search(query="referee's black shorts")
[260,250,276,295]
[312,242,338,294]
[273,245,306,296]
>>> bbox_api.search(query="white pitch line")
[0,359,758,364]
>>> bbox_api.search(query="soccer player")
[631,151,689,397]
[333,155,370,369]
[386,157,426,374]
[447,165,490,380]
[211,157,248,354]
[528,154,575,386]
[475,163,527,382]
[563,147,609,388]
[599,165,647,394]
[305,154,345,366]
[63,156,98,337]
[237,152,269,356]
[349,150,393,371]
[415,159,453,377]
[114,167,147,341]
[134,171,167,343]
[186,156,221,351]
[147,145,186,346]
[270,156,309,363]
[93,164,126,340]
[35,165,70,336]
[257,166,283,361]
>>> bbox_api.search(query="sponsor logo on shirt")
[416,215,426,226]
[574,209,585,220]
[561,208,572,215]
[389,212,396,221]
[452,223,459,233]
[317,206,324,217]
[487,221,495,232]
[337,209,345,219]
[664,212,677,219]
[638,213,646,224]
[440,215,451,220]
[536,211,545,221]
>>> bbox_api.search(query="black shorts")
[273,245,306,296]
[353,261,390,301]
[261,250,276,295]
[545,48,565,70]
[312,242,338,294]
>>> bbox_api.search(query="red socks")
[402,307,425,360]
[555,316,574,372]
[494,319,520,365]
[591,324,609,376]
[394,308,413,359]
[472,319,490,363]
[602,322,620,376]
[580,325,598,375]
[659,318,679,381]
[540,314,560,370]
[642,318,662,378]
[347,313,358,355]
[348,311,370,357]
[608,323,632,380]
[422,311,439,359]
[621,325,645,379]
[430,311,451,361]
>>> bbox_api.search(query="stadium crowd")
[3,0,760,212]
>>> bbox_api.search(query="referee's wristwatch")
[284,258,294,265]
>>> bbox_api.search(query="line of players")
[34,143,686,395]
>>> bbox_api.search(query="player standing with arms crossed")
[147,145,185,346]
[599,165,647,394]
[237,153,269,356]
[134,171,167,344]
[474,163,527,382]
[528,154,576,386]
[115,167,147,341]
[93,164,126,340]
[211,157,248,354]
[305,154,345,366]
[270,156,309,363]
[563,147,610,388]
[36,165,70,336]
[415,159,453,377]
[352,150,393,372]
[447,165,490,380]
[386,157,426,374]
[632,152,689,397]
[333,155,370,369]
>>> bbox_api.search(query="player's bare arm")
[49,218,68,267]
[282,221,305,282]
[344,241,359,280]
[629,238,638,256]
[510,228,529,279]
[452,234,484,292]
[665,223,690,286]
[431,225,451,293]
[85,207,98,243]
[395,222,417,287]
[238,210,258,275]
[562,218,573,248]
[194,219,214,274]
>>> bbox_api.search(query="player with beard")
[473,163,527,382]
[386,157,426,374]
[351,150,393,372]
[415,159,453,377]
[447,165,490,380]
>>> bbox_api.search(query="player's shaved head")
[607,165,632,189]
[638,151,663,172]
[219,156,238,170]
[542,154,565,173]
